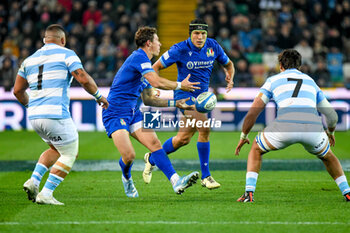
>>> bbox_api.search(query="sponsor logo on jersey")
[49,136,62,142]
[163,51,170,60]
[141,62,152,69]
[207,48,214,57]
[186,60,214,69]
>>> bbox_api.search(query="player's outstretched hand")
[235,138,250,156]
[97,96,109,109]
[181,74,200,92]
[176,97,194,110]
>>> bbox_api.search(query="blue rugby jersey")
[17,43,83,119]
[106,48,154,111]
[259,68,326,125]
[159,38,229,99]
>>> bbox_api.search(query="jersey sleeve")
[160,44,180,68]
[65,50,83,73]
[133,54,155,76]
[259,78,273,102]
[17,61,26,79]
[215,41,230,65]
[316,86,326,104]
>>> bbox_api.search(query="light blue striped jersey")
[17,43,83,119]
[259,68,325,125]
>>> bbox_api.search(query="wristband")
[175,82,181,90]
[93,90,102,100]
[168,100,176,107]
[240,132,248,140]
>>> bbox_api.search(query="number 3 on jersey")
[287,78,303,97]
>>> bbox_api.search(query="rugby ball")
[195,92,217,113]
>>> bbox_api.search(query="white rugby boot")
[201,176,221,190]
[36,192,64,205]
[142,153,154,184]
[23,178,39,202]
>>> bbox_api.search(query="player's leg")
[238,130,278,202]
[36,118,79,205]
[111,129,139,198]
[23,145,60,202]
[304,130,350,201]
[131,126,199,194]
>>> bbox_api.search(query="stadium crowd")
[1,0,350,91]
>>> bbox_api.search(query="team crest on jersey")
[120,119,126,126]
[206,48,214,57]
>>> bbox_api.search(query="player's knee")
[178,137,191,146]
[55,140,78,171]
[150,138,162,148]
[123,151,136,163]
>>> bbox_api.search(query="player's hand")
[225,70,234,93]
[235,138,250,155]
[176,97,194,110]
[181,74,200,92]
[97,96,109,109]
[326,131,336,146]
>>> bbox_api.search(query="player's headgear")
[189,19,208,35]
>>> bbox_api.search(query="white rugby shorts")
[256,122,330,157]
[30,118,78,146]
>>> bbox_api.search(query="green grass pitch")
[1,131,350,233]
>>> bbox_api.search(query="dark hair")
[135,26,157,48]
[278,49,302,69]
[45,24,66,36]
[190,18,207,25]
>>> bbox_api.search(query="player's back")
[261,68,324,125]
[18,43,82,119]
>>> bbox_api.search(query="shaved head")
[44,24,66,46]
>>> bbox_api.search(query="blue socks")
[245,172,259,192]
[151,148,176,180]
[119,157,133,180]
[41,173,64,196]
[148,137,177,166]
[197,142,210,179]
[31,163,48,187]
[335,175,350,195]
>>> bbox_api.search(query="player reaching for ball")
[143,18,235,189]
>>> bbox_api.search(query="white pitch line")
[1,220,350,226]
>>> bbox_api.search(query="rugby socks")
[119,157,133,180]
[31,163,48,187]
[151,148,177,180]
[148,137,177,166]
[335,175,350,195]
[197,142,210,179]
[245,171,259,192]
[41,173,64,196]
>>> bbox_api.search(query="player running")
[102,26,201,198]
[235,49,350,202]
[14,24,108,205]
[143,19,235,189]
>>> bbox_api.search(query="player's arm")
[71,68,109,109]
[13,75,29,107]
[235,93,267,155]
[152,59,164,74]
[317,98,338,146]
[222,60,235,93]
[141,88,194,110]
[143,72,200,92]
